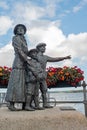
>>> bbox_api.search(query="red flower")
[46,66,84,87]
[0,66,12,86]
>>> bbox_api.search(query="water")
[0,88,86,115]
[47,90,86,115]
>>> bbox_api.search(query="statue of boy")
[36,43,71,108]
[25,49,46,111]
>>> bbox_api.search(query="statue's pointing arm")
[47,55,71,62]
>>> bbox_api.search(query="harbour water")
[47,90,85,115]
[0,88,87,115]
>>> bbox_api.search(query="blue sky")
[0,1,86,33]
[0,0,87,84]
[0,0,87,46]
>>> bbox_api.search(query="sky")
[0,0,87,84]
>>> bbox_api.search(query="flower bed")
[0,66,12,87]
[46,66,84,88]
[0,66,84,88]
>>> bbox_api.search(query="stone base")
[0,107,87,130]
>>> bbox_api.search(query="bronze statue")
[5,24,71,111]
[25,49,45,110]
[36,43,71,108]
[5,24,29,111]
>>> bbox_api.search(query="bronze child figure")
[36,43,71,108]
[25,49,46,110]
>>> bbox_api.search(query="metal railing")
[40,81,87,117]
[0,92,7,107]
[0,81,87,117]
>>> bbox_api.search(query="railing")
[0,81,87,117]
[0,92,7,107]
[82,81,87,117]
[40,81,87,117]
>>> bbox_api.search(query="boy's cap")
[36,43,46,48]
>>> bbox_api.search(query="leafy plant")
[46,66,84,87]
[0,66,12,85]
[0,66,84,88]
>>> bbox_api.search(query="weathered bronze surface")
[5,25,71,111]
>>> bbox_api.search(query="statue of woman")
[5,24,28,111]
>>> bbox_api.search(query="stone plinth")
[0,107,87,130]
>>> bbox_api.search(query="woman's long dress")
[5,35,28,102]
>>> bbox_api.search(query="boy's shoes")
[34,106,45,110]
[25,106,35,111]
[43,105,53,109]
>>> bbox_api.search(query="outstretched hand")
[65,55,71,59]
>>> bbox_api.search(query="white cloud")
[0,43,14,67]
[10,1,62,24]
[44,0,57,17]
[62,33,87,58]
[0,22,87,70]
[73,0,87,13]
[11,2,45,25]
[44,0,63,17]
[0,16,13,35]
[27,20,63,46]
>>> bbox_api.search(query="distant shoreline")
[48,89,87,93]
[0,88,87,93]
